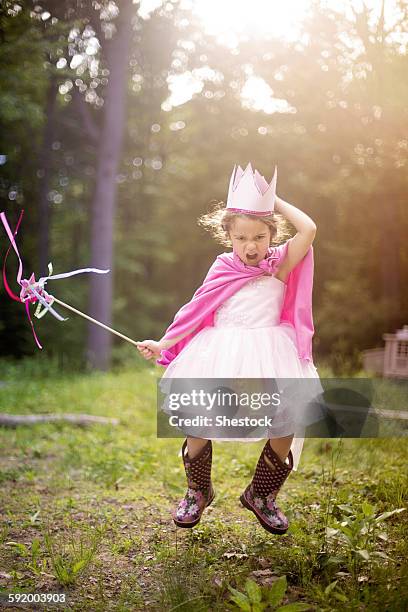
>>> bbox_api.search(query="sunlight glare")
[140,0,406,112]
[193,0,310,45]
[241,76,296,114]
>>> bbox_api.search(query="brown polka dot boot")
[172,439,215,528]
[240,441,293,535]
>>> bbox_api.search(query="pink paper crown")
[226,162,277,216]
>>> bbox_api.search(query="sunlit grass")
[0,358,407,610]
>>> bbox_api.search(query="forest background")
[0,0,407,373]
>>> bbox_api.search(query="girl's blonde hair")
[198,201,290,247]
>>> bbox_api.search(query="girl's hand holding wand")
[137,328,196,360]
[136,340,164,360]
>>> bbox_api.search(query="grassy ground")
[0,357,407,611]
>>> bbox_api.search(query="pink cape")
[157,240,315,367]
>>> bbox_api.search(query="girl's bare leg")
[187,436,209,459]
[187,436,293,462]
[268,435,294,463]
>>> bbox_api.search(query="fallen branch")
[0,413,119,428]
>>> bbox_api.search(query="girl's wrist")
[274,196,291,218]
[159,326,197,351]
[159,337,177,350]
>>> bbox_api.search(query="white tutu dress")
[159,274,321,470]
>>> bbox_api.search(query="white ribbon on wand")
[1,209,143,350]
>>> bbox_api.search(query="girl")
[137,163,319,535]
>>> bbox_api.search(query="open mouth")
[246,253,258,261]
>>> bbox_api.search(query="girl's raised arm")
[273,195,316,281]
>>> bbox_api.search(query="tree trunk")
[356,2,402,332]
[86,1,133,370]
[380,188,401,330]
[38,76,58,277]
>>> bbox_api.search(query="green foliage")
[43,523,104,586]
[6,538,47,577]
[227,576,311,611]
[324,501,406,576]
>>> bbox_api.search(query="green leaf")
[338,525,353,539]
[324,580,338,595]
[332,592,349,603]
[361,502,375,517]
[252,603,267,612]
[337,504,354,515]
[356,549,370,560]
[325,527,339,537]
[267,576,287,607]
[324,556,344,566]
[6,541,28,556]
[30,510,41,523]
[229,596,251,611]
[72,559,87,575]
[375,508,405,523]
[276,603,311,611]
[31,538,40,555]
[245,579,262,603]
[227,585,251,611]
[371,551,392,560]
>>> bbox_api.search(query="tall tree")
[85,0,134,370]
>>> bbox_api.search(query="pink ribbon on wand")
[0,209,140,349]
[1,209,45,347]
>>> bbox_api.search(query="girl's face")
[229,216,271,266]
